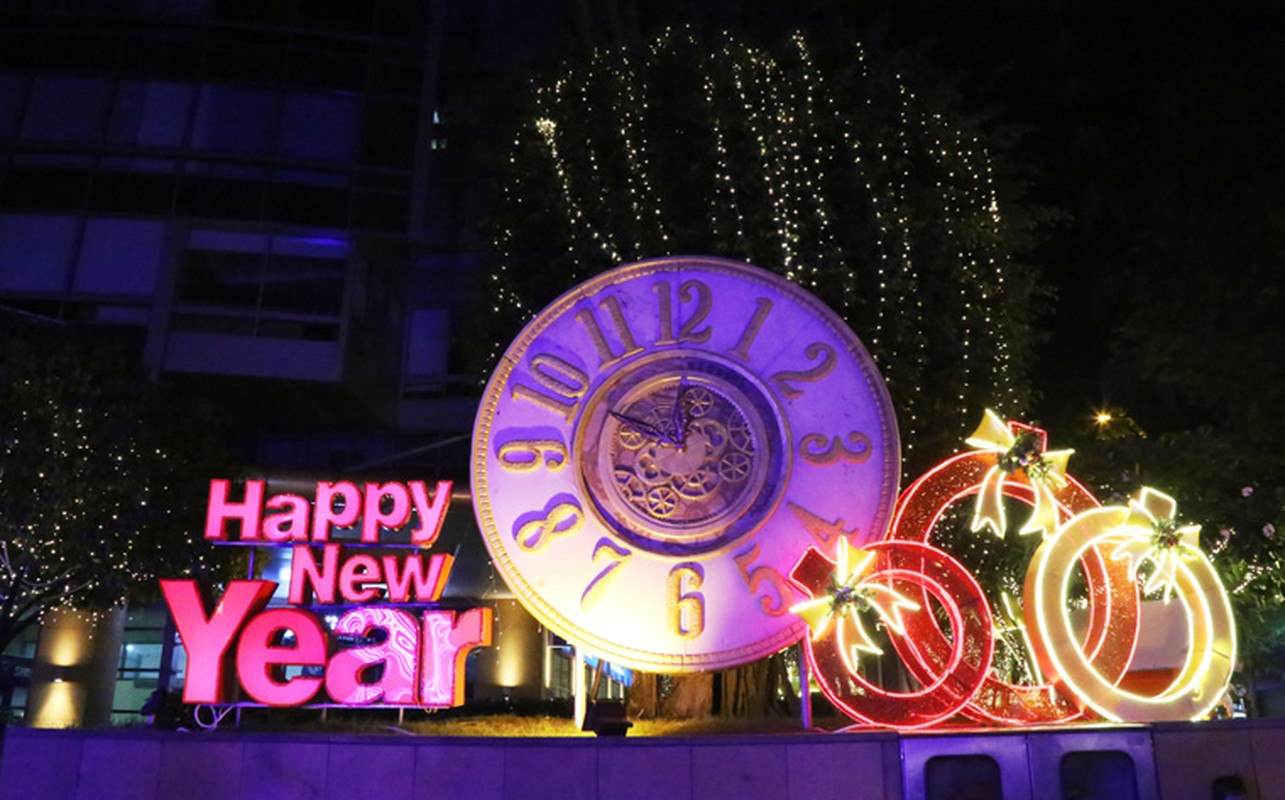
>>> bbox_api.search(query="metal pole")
[573,648,587,728]
[798,645,812,730]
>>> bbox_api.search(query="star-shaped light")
[790,541,920,662]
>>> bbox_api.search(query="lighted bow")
[790,542,920,670]
[1108,488,1202,601]
[966,409,1073,538]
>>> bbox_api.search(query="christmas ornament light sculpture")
[794,410,1236,730]
[1025,488,1236,722]
[886,411,1139,724]
[790,540,993,729]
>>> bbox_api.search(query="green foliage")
[0,326,231,652]
[475,28,1046,474]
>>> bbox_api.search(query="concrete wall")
[0,727,902,800]
[1,720,1280,800]
[1152,721,1285,800]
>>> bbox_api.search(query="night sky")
[832,1,1285,437]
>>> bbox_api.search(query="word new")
[161,579,492,707]
[206,479,453,545]
[288,544,452,605]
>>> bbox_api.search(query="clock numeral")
[513,500,583,554]
[799,431,872,466]
[511,354,588,422]
[733,544,791,617]
[730,298,773,362]
[576,295,644,368]
[498,439,569,472]
[678,280,713,343]
[580,538,632,609]
[788,501,860,548]
[655,279,713,346]
[666,562,705,640]
[769,342,837,399]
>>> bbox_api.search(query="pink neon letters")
[170,478,490,709]
[163,579,493,707]
[204,479,453,544]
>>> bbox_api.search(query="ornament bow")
[1108,488,1202,601]
[966,409,1074,538]
[790,542,920,672]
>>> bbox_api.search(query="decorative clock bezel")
[472,256,899,672]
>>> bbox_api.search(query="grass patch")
[404,713,820,738]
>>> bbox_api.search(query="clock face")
[472,257,899,672]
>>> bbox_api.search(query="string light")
[0,339,225,647]
[484,30,1035,470]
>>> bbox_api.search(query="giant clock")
[472,257,899,671]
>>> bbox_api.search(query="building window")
[0,74,28,139]
[405,308,450,378]
[112,606,186,726]
[0,214,166,298]
[109,81,195,148]
[21,76,111,143]
[279,92,357,162]
[0,214,78,292]
[74,218,166,296]
[178,229,348,337]
[191,84,277,156]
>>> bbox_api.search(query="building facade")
[0,0,610,726]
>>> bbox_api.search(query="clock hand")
[672,379,690,449]
[610,410,671,445]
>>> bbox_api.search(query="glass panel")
[113,79,197,147]
[263,183,348,226]
[21,77,111,142]
[0,74,28,139]
[259,234,347,315]
[0,214,78,291]
[0,167,89,210]
[406,308,449,378]
[925,755,1003,800]
[87,171,177,214]
[271,234,348,260]
[360,98,416,168]
[74,218,166,295]
[261,255,344,315]
[190,84,276,155]
[107,81,145,144]
[138,82,194,147]
[1061,751,1138,800]
[181,248,263,308]
[189,228,268,253]
[279,91,357,162]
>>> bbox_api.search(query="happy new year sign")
[161,479,492,708]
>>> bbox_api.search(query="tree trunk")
[627,671,714,719]
[626,672,660,719]
[661,673,712,718]
[718,651,796,718]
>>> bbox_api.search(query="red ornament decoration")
[790,540,993,729]
[884,411,1140,724]
[787,411,1235,730]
